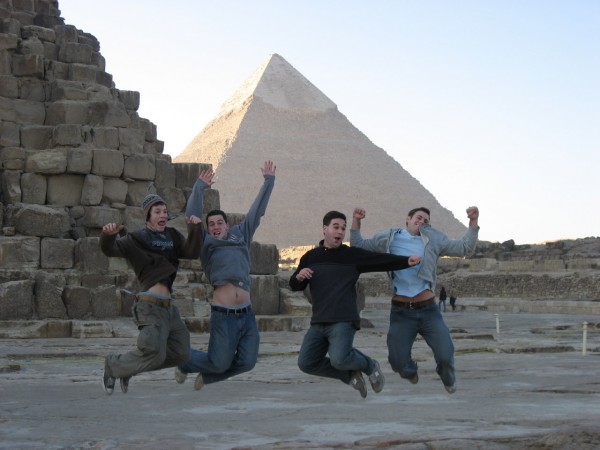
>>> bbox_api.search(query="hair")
[408,207,431,218]
[322,210,346,226]
[206,209,228,226]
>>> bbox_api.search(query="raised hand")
[102,223,124,236]
[261,160,276,177]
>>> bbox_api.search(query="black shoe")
[102,371,115,395]
[408,373,419,384]
[445,383,457,394]
[120,377,130,393]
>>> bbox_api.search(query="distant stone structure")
[0,0,281,322]
[175,53,468,249]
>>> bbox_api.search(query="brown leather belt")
[392,290,436,309]
[136,295,171,308]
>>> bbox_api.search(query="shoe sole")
[350,371,367,399]
[101,377,114,395]
[120,378,129,394]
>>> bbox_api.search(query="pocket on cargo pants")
[133,302,161,355]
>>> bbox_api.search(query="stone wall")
[0,0,282,320]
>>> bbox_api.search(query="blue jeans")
[297,322,374,384]
[178,307,259,384]
[387,302,455,387]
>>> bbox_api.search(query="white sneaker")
[174,367,187,384]
[194,373,204,391]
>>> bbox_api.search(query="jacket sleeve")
[353,248,412,274]
[186,178,210,219]
[289,254,310,291]
[349,229,390,253]
[99,232,128,258]
[178,223,205,259]
[437,226,479,257]
[241,175,275,241]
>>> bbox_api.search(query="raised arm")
[349,207,389,252]
[186,168,215,219]
[240,160,276,240]
[99,223,127,257]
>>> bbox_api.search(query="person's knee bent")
[137,325,167,364]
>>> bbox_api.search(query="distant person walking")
[290,210,421,398]
[449,293,458,311]
[350,205,479,394]
[439,286,447,312]
[99,194,203,395]
[175,160,276,391]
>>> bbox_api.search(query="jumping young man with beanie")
[290,211,421,398]
[174,160,276,391]
[99,193,204,394]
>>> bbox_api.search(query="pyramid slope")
[175,55,467,248]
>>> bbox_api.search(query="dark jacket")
[289,242,412,328]
[100,225,203,292]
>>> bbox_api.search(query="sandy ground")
[1,308,599,450]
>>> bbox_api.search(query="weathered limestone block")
[14,98,45,124]
[0,122,20,148]
[49,80,87,101]
[119,128,145,154]
[123,153,155,180]
[0,279,35,320]
[43,41,58,60]
[20,125,53,149]
[75,237,109,273]
[88,100,130,127]
[499,260,535,272]
[0,96,17,121]
[139,118,158,141]
[80,174,103,206]
[92,149,123,177]
[20,36,45,56]
[58,42,92,64]
[250,241,279,275]
[279,288,312,315]
[250,275,280,315]
[12,204,70,237]
[1,169,22,203]
[91,285,120,318]
[26,149,67,173]
[158,186,186,214]
[101,178,127,204]
[68,63,96,83]
[20,78,46,102]
[0,75,19,97]
[63,286,92,319]
[117,90,140,111]
[0,33,18,51]
[45,100,89,125]
[12,54,44,77]
[53,123,82,146]
[47,173,84,205]
[0,147,26,170]
[87,126,119,148]
[54,24,78,45]
[125,181,152,210]
[66,147,92,174]
[0,236,40,269]
[21,172,46,204]
[155,157,176,187]
[45,60,69,82]
[174,163,208,189]
[80,206,121,229]
[22,24,56,42]
[144,139,164,154]
[122,206,144,233]
[468,258,499,271]
[96,70,113,89]
[41,237,75,269]
[34,271,67,319]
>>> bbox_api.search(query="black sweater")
[289,242,412,328]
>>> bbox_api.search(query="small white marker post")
[582,321,588,356]
[495,313,500,334]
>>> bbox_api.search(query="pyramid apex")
[218,54,336,116]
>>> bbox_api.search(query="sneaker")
[174,367,187,384]
[120,377,130,394]
[194,373,204,391]
[445,384,457,394]
[350,370,367,399]
[408,373,419,384]
[368,360,385,393]
[102,370,115,395]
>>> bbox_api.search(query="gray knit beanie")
[142,194,166,221]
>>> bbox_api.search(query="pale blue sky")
[58,0,599,244]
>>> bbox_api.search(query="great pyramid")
[175,54,467,248]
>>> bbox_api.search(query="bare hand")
[466,206,479,220]
[408,255,421,266]
[296,267,314,281]
[185,215,202,225]
[102,223,124,236]
[261,160,276,177]
[353,208,366,221]
[198,168,215,187]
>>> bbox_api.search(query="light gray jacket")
[349,224,479,292]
